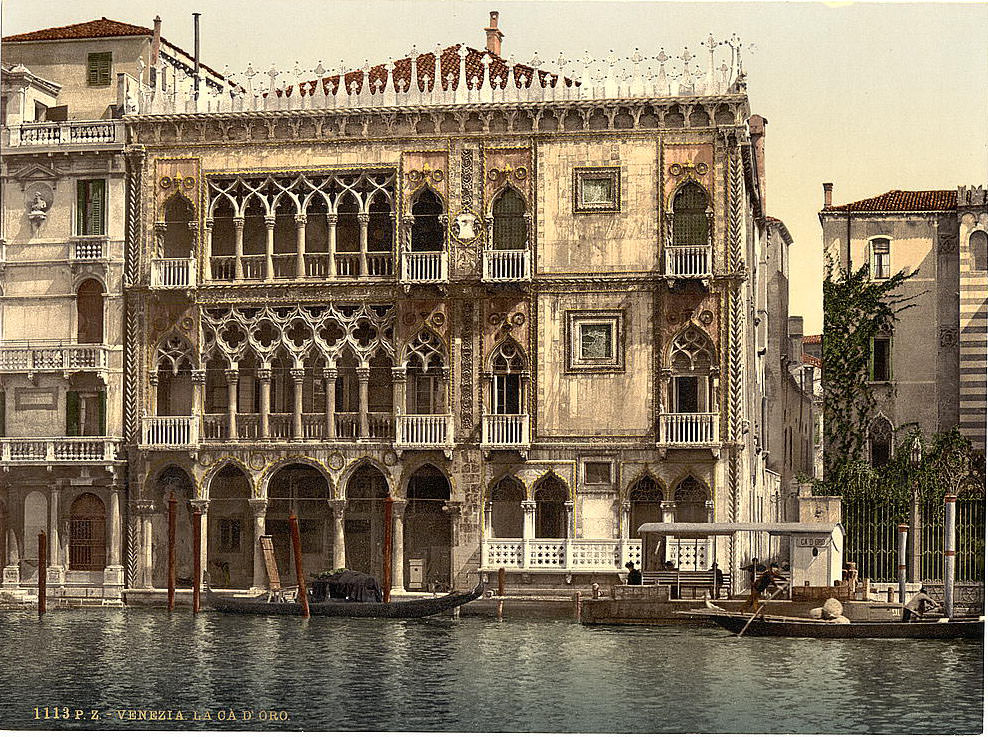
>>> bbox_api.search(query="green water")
[0,610,982,733]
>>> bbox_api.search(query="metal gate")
[920,498,985,583]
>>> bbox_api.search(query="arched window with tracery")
[672,182,710,246]
[869,417,893,467]
[155,333,195,416]
[405,331,446,414]
[411,188,444,252]
[489,340,525,415]
[161,195,195,259]
[629,476,663,539]
[668,326,715,413]
[491,188,527,251]
[534,475,568,539]
[674,476,709,523]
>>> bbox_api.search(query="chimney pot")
[823,182,833,208]
[485,10,504,56]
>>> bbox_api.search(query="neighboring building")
[799,334,823,479]
[0,17,226,602]
[820,184,988,460]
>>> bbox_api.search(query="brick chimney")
[485,11,503,56]
[150,15,162,86]
[748,114,768,213]
[823,182,833,208]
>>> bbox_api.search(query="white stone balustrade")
[401,252,448,284]
[129,36,748,116]
[150,258,196,288]
[480,538,642,571]
[396,414,453,449]
[658,412,719,445]
[142,416,198,447]
[666,538,711,571]
[0,343,108,373]
[483,250,531,282]
[0,437,120,463]
[665,245,712,278]
[4,120,123,147]
[71,237,109,261]
[482,414,530,448]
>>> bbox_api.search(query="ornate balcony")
[481,414,530,451]
[664,245,712,279]
[200,412,395,442]
[3,120,123,149]
[70,237,110,261]
[658,412,719,448]
[481,538,642,571]
[395,414,453,452]
[150,258,196,289]
[0,342,108,374]
[401,252,448,284]
[0,437,121,465]
[142,417,198,447]
[483,250,531,282]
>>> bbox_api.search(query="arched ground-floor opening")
[207,464,253,588]
[489,476,524,538]
[69,493,106,572]
[344,464,389,582]
[403,464,451,591]
[266,463,332,582]
[534,475,568,539]
[151,466,195,587]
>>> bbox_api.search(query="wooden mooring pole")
[573,590,582,621]
[192,506,202,614]
[38,531,47,615]
[944,495,957,619]
[497,566,505,596]
[289,514,310,617]
[167,492,177,611]
[897,523,908,605]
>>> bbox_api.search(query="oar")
[737,586,784,637]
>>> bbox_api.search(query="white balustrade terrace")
[396,414,453,449]
[71,238,109,261]
[5,120,122,148]
[666,538,711,571]
[151,258,196,288]
[482,414,530,448]
[481,538,642,571]
[658,412,719,445]
[401,252,448,284]
[0,343,108,373]
[483,250,531,282]
[0,437,121,463]
[142,417,198,446]
[665,245,712,278]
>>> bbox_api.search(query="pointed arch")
[673,475,710,523]
[533,472,569,539]
[490,184,528,251]
[404,329,448,414]
[488,475,525,538]
[868,415,894,467]
[259,457,334,500]
[488,337,527,416]
[410,185,445,252]
[667,325,716,371]
[670,180,711,246]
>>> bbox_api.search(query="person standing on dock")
[625,561,643,585]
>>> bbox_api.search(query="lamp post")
[908,436,923,582]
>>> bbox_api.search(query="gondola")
[691,610,984,639]
[204,583,484,618]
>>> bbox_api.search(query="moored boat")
[688,610,984,639]
[205,583,484,618]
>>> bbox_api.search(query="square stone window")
[565,310,625,372]
[584,461,613,485]
[574,167,621,213]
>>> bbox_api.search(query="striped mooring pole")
[944,495,956,619]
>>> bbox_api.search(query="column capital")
[325,213,338,225]
[153,220,168,233]
[148,372,159,386]
[563,500,574,510]
[328,499,347,519]
[204,218,214,230]
[440,367,451,381]
[134,500,155,515]
[289,367,306,382]
[187,220,198,232]
[620,501,632,512]
[322,367,339,381]
[190,499,209,513]
[355,366,371,381]
[391,498,408,516]
[232,217,245,228]
[442,500,462,517]
[659,367,673,382]
[264,215,277,227]
[224,368,240,383]
[295,214,308,226]
[521,500,537,511]
[191,368,207,385]
[356,212,371,224]
[248,499,267,516]
[660,500,677,510]
[391,366,407,382]
[256,366,273,381]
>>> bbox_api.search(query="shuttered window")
[77,179,106,236]
[87,52,112,86]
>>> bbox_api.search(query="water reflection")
[0,611,981,734]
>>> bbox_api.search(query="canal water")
[0,610,982,733]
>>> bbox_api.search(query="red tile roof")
[287,44,574,97]
[801,353,823,368]
[823,189,957,213]
[2,17,153,42]
[802,334,821,345]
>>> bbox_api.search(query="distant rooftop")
[823,189,957,213]
[2,17,152,42]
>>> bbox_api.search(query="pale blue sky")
[4,1,987,332]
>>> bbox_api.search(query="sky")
[3,0,987,333]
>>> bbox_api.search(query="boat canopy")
[636,522,844,536]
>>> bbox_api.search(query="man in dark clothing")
[625,561,643,585]
[902,587,939,622]
[711,562,725,598]
[743,563,785,612]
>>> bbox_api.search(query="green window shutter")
[77,181,87,235]
[87,52,112,86]
[88,180,106,236]
[66,391,80,436]
[868,338,875,381]
[98,391,107,435]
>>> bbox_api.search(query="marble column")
[323,367,337,439]
[103,487,124,590]
[329,499,346,570]
[3,528,21,588]
[564,500,575,539]
[191,369,206,422]
[390,500,407,595]
[356,366,371,439]
[190,499,209,586]
[620,500,631,540]
[290,368,305,440]
[47,485,63,581]
[391,366,406,440]
[148,372,159,416]
[249,499,267,590]
[225,368,239,440]
[660,500,677,569]
[295,214,307,278]
[326,214,338,277]
[203,218,214,269]
[135,500,155,589]
[257,366,272,438]
[357,212,370,276]
[233,217,245,280]
[521,499,536,569]
[264,215,276,280]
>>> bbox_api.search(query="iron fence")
[842,495,905,582]
[920,498,985,583]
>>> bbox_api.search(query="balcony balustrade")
[200,412,395,442]
[481,539,642,571]
[0,437,121,463]
[271,254,297,279]
[304,253,332,278]
[142,416,198,446]
[150,257,196,289]
[4,120,123,148]
[658,412,719,446]
[664,244,712,278]
[208,252,395,282]
[401,251,448,284]
[71,237,109,261]
[395,413,453,450]
[0,342,108,373]
[483,250,531,282]
[481,414,530,449]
